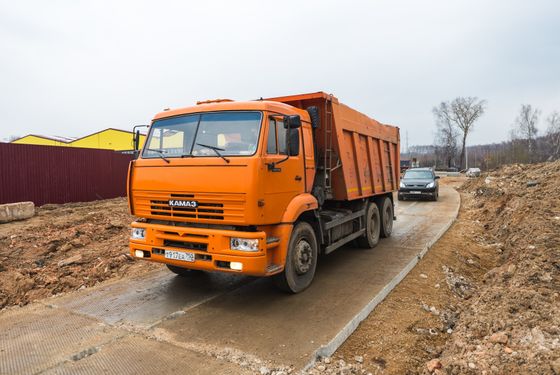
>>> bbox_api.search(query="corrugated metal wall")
[0,143,133,206]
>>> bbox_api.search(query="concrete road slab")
[157,243,426,368]
[51,268,250,328]
[42,335,251,375]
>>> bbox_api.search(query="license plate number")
[410,191,422,194]
[164,250,195,262]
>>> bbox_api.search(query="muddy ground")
[0,198,156,309]
[309,162,559,374]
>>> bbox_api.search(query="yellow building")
[10,134,76,147]
[70,128,146,151]
[11,128,146,151]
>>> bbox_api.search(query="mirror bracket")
[267,162,282,172]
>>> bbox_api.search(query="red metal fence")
[0,143,133,206]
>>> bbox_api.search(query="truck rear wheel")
[166,264,203,277]
[379,197,394,238]
[273,221,318,293]
[356,202,381,248]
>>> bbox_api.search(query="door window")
[267,119,277,154]
[267,117,287,155]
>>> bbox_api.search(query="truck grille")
[163,240,208,251]
[133,191,245,224]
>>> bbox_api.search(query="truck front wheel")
[273,221,318,293]
[356,202,381,248]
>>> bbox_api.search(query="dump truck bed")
[267,92,400,201]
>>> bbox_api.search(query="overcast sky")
[1,0,559,146]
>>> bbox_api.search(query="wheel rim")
[294,239,313,275]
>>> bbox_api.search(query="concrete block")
[0,201,35,223]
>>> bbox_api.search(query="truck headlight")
[399,181,406,188]
[131,228,146,240]
[230,238,259,252]
[426,182,435,188]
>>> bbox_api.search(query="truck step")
[266,237,280,244]
[266,264,282,273]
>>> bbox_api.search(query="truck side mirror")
[284,115,301,129]
[134,130,140,151]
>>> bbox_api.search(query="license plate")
[164,250,195,262]
[410,191,422,194]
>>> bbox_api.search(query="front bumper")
[129,222,286,277]
[398,187,437,198]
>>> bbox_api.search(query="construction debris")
[0,201,35,223]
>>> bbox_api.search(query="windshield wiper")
[146,148,170,163]
[195,143,230,163]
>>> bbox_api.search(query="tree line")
[405,98,560,170]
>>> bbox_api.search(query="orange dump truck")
[128,92,400,292]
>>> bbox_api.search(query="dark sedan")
[398,168,440,201]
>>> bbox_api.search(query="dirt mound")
[315,163,559,375]
[0,198,156,309]
[433,161,560,374]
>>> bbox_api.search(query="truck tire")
[379,197,394,238]
[356,202,381,248]
[273,221,318,293]
[166,264,203,277]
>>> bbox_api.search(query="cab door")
[262,115,304,223]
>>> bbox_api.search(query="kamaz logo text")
[168,200,198,208]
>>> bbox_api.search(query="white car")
[466,168,481,177]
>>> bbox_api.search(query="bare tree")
[433,97,486,169]
[513,104,540,161]
[546,111,560,160]
[434,120,458,168]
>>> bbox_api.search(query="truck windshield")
[142,111,262,159]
